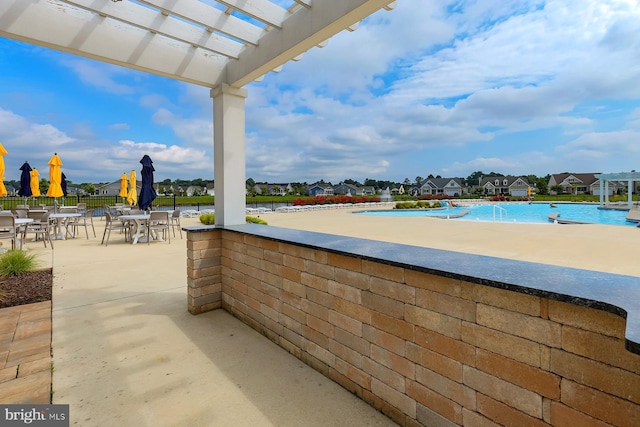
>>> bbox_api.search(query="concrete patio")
[1,206,639,425]
[44,214,396,426]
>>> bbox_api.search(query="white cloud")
[108,123,130,131]
[151,109,213,148]
[240,0,640,181]
[557,130,640,159]
[60,58,136,95]
[4,0,640,184]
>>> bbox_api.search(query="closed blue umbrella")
[138,154,156,211]
[18,161,32,197]
[61,172,68,197]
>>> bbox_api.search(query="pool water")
[357,203,637,227]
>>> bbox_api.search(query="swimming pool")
[356,203,637,227]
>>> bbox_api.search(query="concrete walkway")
[47,216,395,426]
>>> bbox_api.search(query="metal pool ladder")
[492,205,507,222]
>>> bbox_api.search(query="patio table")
[49,212,81,240]
[118,214,156,245]
[15,218,33,250]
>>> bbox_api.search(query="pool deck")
[263,205,640,277]
[2,205,639,425]
[626,208,640,223]
[547,212,592,224]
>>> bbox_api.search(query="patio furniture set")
[101,207,182,246]
[0,203,94,250]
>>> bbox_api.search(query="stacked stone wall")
[187,228,640,426]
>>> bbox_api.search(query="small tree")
[39,178,49,194]
[535,178,548,195]
[550,184,563,195]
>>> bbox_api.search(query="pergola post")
[211,84,248,226]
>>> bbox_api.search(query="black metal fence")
[2,195,294,216]
[1,195,215,216]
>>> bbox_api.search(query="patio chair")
[147,211,170,245]
[27,210,46,221]
[101,212,130,246]
[71,208,96,239]
[0,214,17,250]
[169,209,182,238]
[25,211,54,248]
[102,204,117,220]
[11,209,27,218]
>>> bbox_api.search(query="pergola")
[595,171,640,209]
[0,0,397,224]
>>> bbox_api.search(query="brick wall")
[186,228,222,314]
[186,228,640,426]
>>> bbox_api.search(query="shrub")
[417,194,454,201]
[0,250,37,276]
[199,214,268,225]
[199,213,215,225]
[394,202,413,209]
[292,195,381,206]
[246,216,268,225]
[393,200,450,210]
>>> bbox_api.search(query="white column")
[211,84,248,226]
[599,180,604,206]
[628,179,633,209]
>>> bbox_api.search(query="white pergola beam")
[293,0,312,8]
[0,0,394,88]
[216,0,289,29]
[0,0,227,86]
[64,0,244,58]
[138,0,264,45]
[224,0,394,87]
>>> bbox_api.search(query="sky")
[0,0,639,185]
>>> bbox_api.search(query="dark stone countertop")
[184,224,640,354]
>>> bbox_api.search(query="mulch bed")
[0,269,53,308]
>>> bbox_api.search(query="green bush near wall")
[199,214,267,225]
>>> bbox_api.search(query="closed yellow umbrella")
[119,173,128,201]
[30,168,41,197]
[0,143,7,197]
[46,153,64,198]
[127,169,137,206]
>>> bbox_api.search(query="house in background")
[154,183,184,195]
[185,186,204,196]
[548,173,624,195]
[480,176,531,197]
[97,180,141,197]
[418,177,465,197]
[333,183,360,196]
[307,182,334,196]
[253,183,293,196]
[361,186,376,196]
